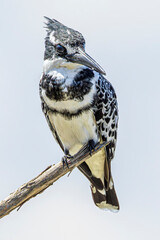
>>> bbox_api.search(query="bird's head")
[44,17,106,75]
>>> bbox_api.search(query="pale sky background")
[0,0,160,239]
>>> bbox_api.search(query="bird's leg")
[88,139,96,156]
[62,149,73,168]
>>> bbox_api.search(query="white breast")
[48,110,99,155]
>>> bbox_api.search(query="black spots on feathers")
[109,130,112,137]
[95,109,103,122]
[115,131,117,139]
[106,141,115,161]
[104,94,108,104]
[105,117,110,124]
[101,124,105,131]
[108,130,114,137]
[99,92,103,99]
[111,123,115,129]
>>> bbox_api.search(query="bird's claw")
[62,155,73,168]
[88,139,96,156]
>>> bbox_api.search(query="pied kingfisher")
[39,17,119,211]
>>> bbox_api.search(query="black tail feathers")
[91,182,119,211]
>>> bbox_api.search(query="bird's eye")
[55,44,66,54]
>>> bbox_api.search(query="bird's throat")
[43,58,82,74]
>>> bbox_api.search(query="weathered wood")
[0,141,109,219]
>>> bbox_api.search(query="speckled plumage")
[39,17,119,211]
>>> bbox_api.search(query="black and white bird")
[39,17,119,211]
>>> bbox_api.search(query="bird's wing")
[39,79,64,152]
[78,74,118,190]
[92,74,119,188]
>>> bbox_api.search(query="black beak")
[65,48,106,75]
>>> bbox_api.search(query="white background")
[0,0,160,239]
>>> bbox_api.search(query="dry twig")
[0,141,109,219]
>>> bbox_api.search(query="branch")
[0,141,109,219]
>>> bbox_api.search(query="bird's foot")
[88,139,96,156]
[62,154,73,169]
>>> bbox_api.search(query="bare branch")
[0,141,109,219]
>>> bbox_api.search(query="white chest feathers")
[48,110,99,155]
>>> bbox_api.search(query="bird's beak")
[66,48,106,75]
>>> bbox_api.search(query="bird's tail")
[90,178,119,211]
[78,156,120,211]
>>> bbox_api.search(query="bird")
[39,17,119,211]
